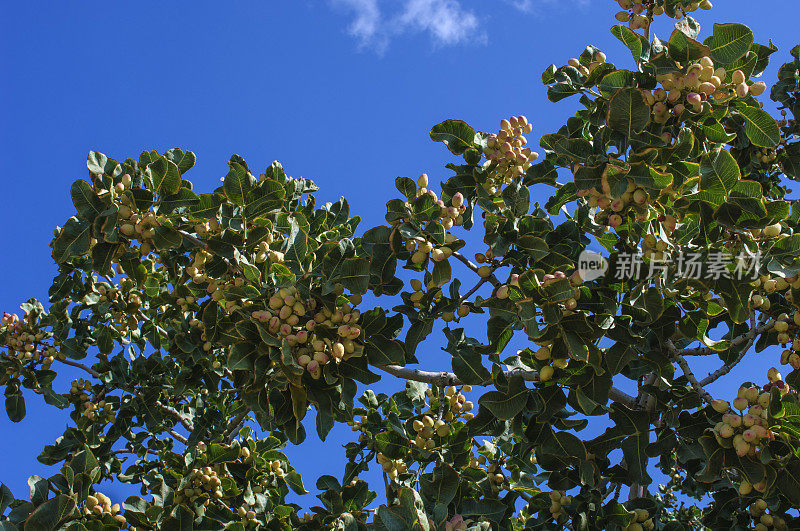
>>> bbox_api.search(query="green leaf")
[699,148,741,203]
[610,24,649,63]
[206,444,241,466]
[478,377,528,420]
[776,461,800,506]
[602,404,652,484]
[429,120,476,155]
[161,505,195,531]
[420,463,459,506]
[460,498,507,523]
[70,180,105,221]
[28,476,48,506]
[24,495,75,531]
[337,257,370,294]
[668,29,710,63]
[5,391,25,422]
[375,488,430,531]
[452,350,491,385]
[151,227,182,250]
[52,217,91,264]
[706,23,753,64]
[228,342,260,371]
[430,259,451,288]
[501,179,530,217]
[86,151,118,176]
[736,103,780,148]
[365,338,405,366]
[285,217,309,263]
[146,157,182,196]
[285,470,308,495]
[607,88,650,137]
[374,432,408,460]
[224,162,255,206]
[0,483,14,514]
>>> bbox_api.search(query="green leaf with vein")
[70,180,105,221]
[698,148,740,205]
[478,376,528,420]
[608,404,651,484]
[611,24,649,63]
[24,494,75,530]
[365,338,405,366]
[224,161,256,206]
[52,217,91,263]
[419,463,458,506]
[776,461,800,506]
[736,102,780,148]
[452,350,491,385]
[705,23,753,64]
[146,156,182,196]
[607,88,650,138]
[429,119,476,155]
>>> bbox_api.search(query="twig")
[516,490,532,502]
[168,429,189,445]
[698,314,764,386]
[459,277,492,303]
[155,402,194,432]
[375,365,636,407]
[224,410,249,443]
[451,252,501,288]
[59,358,102,379]
[613,482,622,502]
[665,340,714,404]
[382,470,391,504]
[178,229,242,273]
[437,383,446,420]
[56,358,194,432]
[678,314,772,358]
[177,230,209,250]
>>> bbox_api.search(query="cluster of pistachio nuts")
[482,116,536,195]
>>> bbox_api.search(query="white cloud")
[504,0,590,14]
[329,0,483,52]
[332,0,386,50]
[397,0,482,46]
[505,0,535,12]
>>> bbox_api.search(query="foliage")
[4,0,800,529]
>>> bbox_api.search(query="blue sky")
[2,0,800,512]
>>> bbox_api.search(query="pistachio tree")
[3,0,800,529]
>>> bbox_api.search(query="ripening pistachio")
[535,346,551,361]
[750,81,767,96]
[711,399,729,413]
[763,223,782,238]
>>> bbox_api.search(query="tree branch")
[224,410,250,443]
[59,358,102,379]
[57,358,194,432]
[178,229,242,274]
[678,314,772,358]
[375,365,636,407]
[666,340,714,404]
[168,429,189,445]
[451,252,501,288]
[698,314,766,386]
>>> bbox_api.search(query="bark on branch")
[376,364,636,407]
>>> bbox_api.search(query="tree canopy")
[4,0,800,529]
